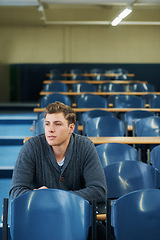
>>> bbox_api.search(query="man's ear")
[69,123,75,133]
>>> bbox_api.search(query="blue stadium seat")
[90,68,105,74]
[40,93,71,107]
[69,75,89,81]
[113,189,160,240]
[80,109,114,125]
[140,94,157,105]
[71,82,97,92]
[43,82,68,92]
[101,83,126,92]
[134,116,160,137]
[49,69,63,75]
[104,161,160,199]
[10,189,91,240]
[76,94,107,108]
[83,116,125,137]
[114,95,144,108]
[150,145,160,172]
[130,83,155,92]
[123,110,155,126]
[150,95,160,108]
[96,143,139,169]
[91,75,110,81]
[69,68,85,75]
[48,74,67,81]
[33,118,45,136]
[114,73,131,80]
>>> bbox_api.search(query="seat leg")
[2,198,8,240]
[91,200,97,240]
[107,199,112,240]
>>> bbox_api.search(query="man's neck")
[52,138,70,163]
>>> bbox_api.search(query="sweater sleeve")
[9,139,36,201]
[71,138,107,203]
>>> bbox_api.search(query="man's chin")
[47,139,58,146]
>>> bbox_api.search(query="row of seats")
[42,81,155,93]
[34,109,157,135]
[3,159,160,240]
[48,73,131,81]
[48,67,130,75]
[48,74,132,81]
[38,92,160,109]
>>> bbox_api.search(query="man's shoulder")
[72,133,93,145]
[26,133,46,146]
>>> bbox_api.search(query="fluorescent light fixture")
[119,7,132,19]
[111,6,132,26]
[38,5,44,12]
[111,17,122,27]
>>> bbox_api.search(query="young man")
[10,101,107,239]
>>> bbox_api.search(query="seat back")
[91,75,110,81]
[70,75,89,81]
[69,68,85,75]
[150,145,160,172]
[0,178,12,220]
[114,95,144,108]
[77,94,107,108]
[130,83,155,92]
[114,73,131,80]
[101,83,126,92]
[72,82,97,92]
[96,143,139,169]
[140,94,157,105]
[48,74,67,81]
[150,95,160,108]
[49,69,63,75]
[134,116,160,137]
[80,109,114,125]
[43,82,68,92]
[10,189,91,240]
[33,118,45,136]
[123,110,155,126]
[104,161,160,199]
[84,116,125,137]
[40,93,71,107]
[107,68,128,75]
[113,189,160,240]
[90,68,105,74]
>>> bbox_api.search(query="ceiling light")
[38,5,44,11]
[119,7,132,19]
[111,6,132,26]
[111,17,122,27]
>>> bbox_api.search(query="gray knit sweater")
[9,133,107,202]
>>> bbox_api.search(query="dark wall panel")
[10,63,160,102]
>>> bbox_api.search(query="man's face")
[45,113,75,147]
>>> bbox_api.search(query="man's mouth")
[48,136,56,140]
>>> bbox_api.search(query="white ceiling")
[0,0,160,26]
[1,0,160,6]
[41,0,160,4]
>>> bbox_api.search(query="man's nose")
[49,125,55,132]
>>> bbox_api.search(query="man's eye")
[45,122,49,126]
[56,123,61,126]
